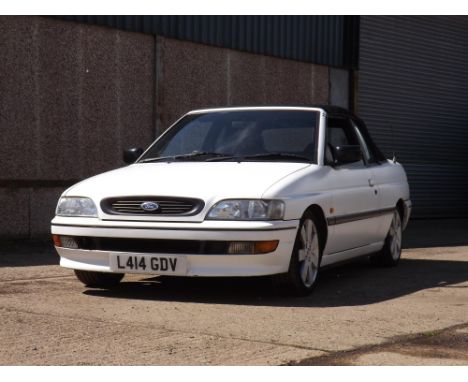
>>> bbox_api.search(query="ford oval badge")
[141,201,159,211]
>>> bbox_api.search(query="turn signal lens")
[52,234,61,247]
[227,240,279,254]
[254,240,279,254]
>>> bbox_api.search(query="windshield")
[139,110,319,163]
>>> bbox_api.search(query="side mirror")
[123,147,144,164]
[333,145,362,165]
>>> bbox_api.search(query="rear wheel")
[371,210,402,266]
[273,211,322,296]
[74,270,124,288]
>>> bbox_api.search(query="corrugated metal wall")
[358,16,468,218]
[52,15,359,69]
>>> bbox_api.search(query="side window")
[326,117,362,165]
[352,118,383,163]
[328,127,350,146]
[327,118,359,146]
[352,121,373,163]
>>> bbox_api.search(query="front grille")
[101,197,204,216]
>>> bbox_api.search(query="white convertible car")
[51,106,411,295]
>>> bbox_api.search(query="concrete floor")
[0,219,467,365]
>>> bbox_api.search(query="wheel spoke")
[298,249,306,261]
[300,225,307,246]
[389,223,395,237]
[312,236,319,254]
[301,260,309,281]
[396,229,402,250]
[308,262,316,284]
[313,252,319,267]
[305,264,311,284]
[305,220,312,244]
[312,261,318,272]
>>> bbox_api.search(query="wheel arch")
[303,204,328,254]
[396,199,405,220]
[396,198,411,231]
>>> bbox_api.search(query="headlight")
[206,199,285,220]
[56,197,98,217]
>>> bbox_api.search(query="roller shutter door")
[358,16,468,218]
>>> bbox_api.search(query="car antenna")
[391,122,397,163]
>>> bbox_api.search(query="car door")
[351,117,396,243]
[324,116,380,255]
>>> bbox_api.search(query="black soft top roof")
[309,104,350,115]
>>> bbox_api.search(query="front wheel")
[273,211,322,296]
[371,210,402,266]
[74,270,124,288]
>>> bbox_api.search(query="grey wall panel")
[358,16,468,218]
[330,68,350,108]
[52,16,359,69]
[155,36,329,134]
[0,16,155,238]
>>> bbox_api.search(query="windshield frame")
[137,108,321,164]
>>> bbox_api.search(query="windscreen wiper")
[235,152,313,162]
[138,151,232,163]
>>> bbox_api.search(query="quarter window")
[326,117,362,165]
[327,118,359,146]
[352,122,372,163]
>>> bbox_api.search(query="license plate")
[109,254,187,275]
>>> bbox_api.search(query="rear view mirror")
[123,147,144,164]
[333,145,362,165]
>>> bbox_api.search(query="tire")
[74,270,124,288]
[273,211,322,296]
[370,209,402,266]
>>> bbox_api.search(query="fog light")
[227,240,278,254]
[53,235,79,249]
[228,242,255,254]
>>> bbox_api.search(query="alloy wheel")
[389,211,402,261]
[297,219,320,287]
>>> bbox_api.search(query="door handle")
[368,178,375,187]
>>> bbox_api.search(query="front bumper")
[51,218,299,277]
